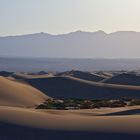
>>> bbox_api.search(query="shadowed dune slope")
[103,73,140,86]
[56,70,105,82]
[26,76,140,99]
[0,76,48,107]
[1,124,140,140]
[0,71,13,77]
[100,108,140,116]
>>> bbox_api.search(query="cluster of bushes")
[36,99,65,109]
[129,99,140,106]
[36,98,128,110]
[90,100,126,108]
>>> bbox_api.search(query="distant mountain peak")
[96,30,106,33]
[94,30,107,35]
[33,32,52,36]
[109,30,140,35]
[75,30,83,33]
[68,30,107,36]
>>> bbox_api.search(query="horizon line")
[1,56,140,60]
[1,30,140,37]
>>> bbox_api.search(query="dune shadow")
[100,108,140,116]
[104,73,140,86]
[26,77,140,99]
[0,121,140,140]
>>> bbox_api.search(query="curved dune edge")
[14,72,53,79]
[103,73,140,86]
[56,70,105,82]
[0,76,49,107]
[0,106,140,134]
[26,76,140,99]
[65,76,140,90]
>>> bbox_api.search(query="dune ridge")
[56,70,105,82]
[103,73,140,86]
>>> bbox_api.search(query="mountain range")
[0,30,140,58]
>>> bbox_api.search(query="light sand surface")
[0,76,48,107]
[0,106,140,134]
[0,105,140,140]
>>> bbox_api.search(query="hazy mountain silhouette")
[1,30,140,58]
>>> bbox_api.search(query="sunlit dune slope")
[0,76,48,107]
[0,106,140,140]
[0,106,140,133]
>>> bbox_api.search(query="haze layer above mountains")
[0,30,140,58]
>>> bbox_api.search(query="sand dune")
[0,71,13,77]
[0,106,140,132]
[103,73,140,86]
[26,76,140,99]
[13,72,53,79]
[0,106,140,140]
[95,71,113,78]
[56,70,105,82]
[1,73,140,139]
[101,108,140,116]
[0,76,48,107]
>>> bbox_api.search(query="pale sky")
[1,0,140,36]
